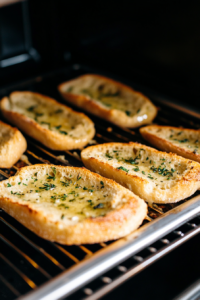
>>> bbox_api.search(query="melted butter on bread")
[92,146,188,189]
[2,166,115,222]
[8,94,92,139]
[58,74,157,128]
[81,142,200,204]
[65,76,152,119]
[148,127,200,154]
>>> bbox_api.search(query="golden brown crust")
[140,125,200,162]
[81,142,200,204]
[58,74,157,128]
[1,92,95,150]
[0,164,147,244]
[0,120,27,168]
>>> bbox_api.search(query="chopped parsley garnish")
[125,158,139,165]
[61,214,65,219]
[18,182,21,185]
[59,130,68,135]
[83,186,88,190]
[125,110,131,116]
[23,183,28,186]
[41,121,50,126]
[146,157,149,160]
[27,105,37,112]
[89,189,94,192]
[137,109,141,113]
[77,176,82,181]
[35,113,43,118]
[117,166,129,173]
[142,171,145,175]
[47,167,56,181]
[100,181,104,188]
[55,125,62,130]
[177,131,182,135]
[148,174,154,179]
[174,138,189,143]
[55,109,63,114]
[133,167,140,172]
[93,203,104,209]
[7,183,12,187]
[60,181,70,187]
[39,183,56,191]
[105,152,113,159]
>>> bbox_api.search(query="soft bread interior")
[7,92,94,139]
[60,75,155,120]
[143,126,200,155]
[0,165,134,224]
[82,143,191,191]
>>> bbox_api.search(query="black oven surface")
[0,64,199,300]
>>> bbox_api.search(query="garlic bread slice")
[81,142,200,204]
[140,125,200,162]
[0,121,27,168]
[58,74,157,128]
[1,91,95,150]
[0,165,147,245]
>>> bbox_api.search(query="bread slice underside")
[1,91,95,150]
[0,120,27,168]
[140,125,200,163]
[0,164,147,245]
[81,142,200,204]
[58,74,157,128]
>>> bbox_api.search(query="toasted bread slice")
[0,120,27,168]
[58,74,157,128]
[1,91,95,150]
[140,125,200,163]
[81,142,200,204]
[0,164,147,244]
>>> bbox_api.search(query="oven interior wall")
[1,0,200,110]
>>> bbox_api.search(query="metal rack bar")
[0,217,65,270]
[0,253,37,289]
[0,274,21,297]
[18,195,200,300]
[0,234,51,279]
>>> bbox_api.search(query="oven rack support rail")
[18,195,200,300]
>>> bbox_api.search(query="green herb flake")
[59,130,68,135]
[137,109,141,113]
[142,171,145,175]
[133,167,140,172]
[23,183,28,186]
[117,166,129,173]
[55,109,63,114]
[125,110,131,116]
[7,183,12,187]
[93,203,104,209]
[27,105,37,112]
[61,214,65,220]
[55,125,62,130]
[18,182,21,185]
[39,183,56,191]
[105,152,113,159]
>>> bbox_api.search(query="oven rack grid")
[0,66,200,300]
